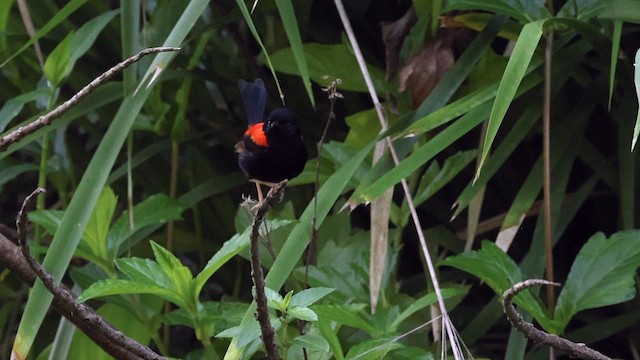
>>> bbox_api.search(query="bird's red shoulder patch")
[245,122,269,147]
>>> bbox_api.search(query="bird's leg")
[253,181,265,204]
[250,179,279,208]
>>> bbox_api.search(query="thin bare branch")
[0,47,180,152]
[503,280,611,360]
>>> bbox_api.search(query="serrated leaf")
[150,241,193,304]
[115,257,173,289]
[78,279,183,307]
[440,240,552,331]
[288,306,318,321]
[554,230,640,333]
[290,287,335,308]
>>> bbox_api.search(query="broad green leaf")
[289,287,335,308]
[290,334,329,353]
[270,43,387,93]
[77,279,184,308]
[444,0,550,23]
[632,48,640,151]
[265,287,285,311]
[115,257,173,289]
[0,89,48,133]
[598,0,640,23]
[67,302,153,360]
[288,306,318,321]
[109,193,186,255]
[440,241,553,331]
[150,241,194,304]
[317,319,344,360]
[44,32,74,87]
[477,19,545,178]
[312,304,375,335]
[83,187,117,263]
[194,219,294,296]
[62,10,120,82]
[554,231,640,333]
[344,338,403,360]
[274,0,314,107]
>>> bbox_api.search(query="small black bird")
[235,79,307,203]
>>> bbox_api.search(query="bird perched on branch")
[235,79,307,204]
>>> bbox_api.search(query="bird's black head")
[264,108,301,138]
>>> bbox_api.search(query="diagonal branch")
[11,188,166,360]
[0,46,180,152]
[502,280,611,360]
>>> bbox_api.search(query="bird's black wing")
[238,78,267,125]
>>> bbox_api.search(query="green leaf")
[0,89,48,133]
[77,279,184,307]
[115,257,173,289]
[274,0,314,107]
[413,150,477,206]
[109,193,186,256]
[345,338,403,360]
[288,306,318,321]
[312,304,376,335]
[477,19,545,178]
[0,163,39,192]
[291,334,329,353]
[265,287,285,311]
[83,187,117,263]
[440,241,553,331]
[444,0,550,23]
[360,104,489,202]
[554,231,640,333]
[289,287,335,308]
[150,241,194,305]
[270,43,387,93]
[0,0,88,68]
[390,287,468,331]
[44,32,74,87]
[194,219,294,296]
[63,10,120,82]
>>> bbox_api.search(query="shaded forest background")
[1,0,640,359]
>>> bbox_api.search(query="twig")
[308,80,342,276]
[0,46,180,152]
[14,188,166,360]
[250,181,287,360]
[502,279,611,360]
